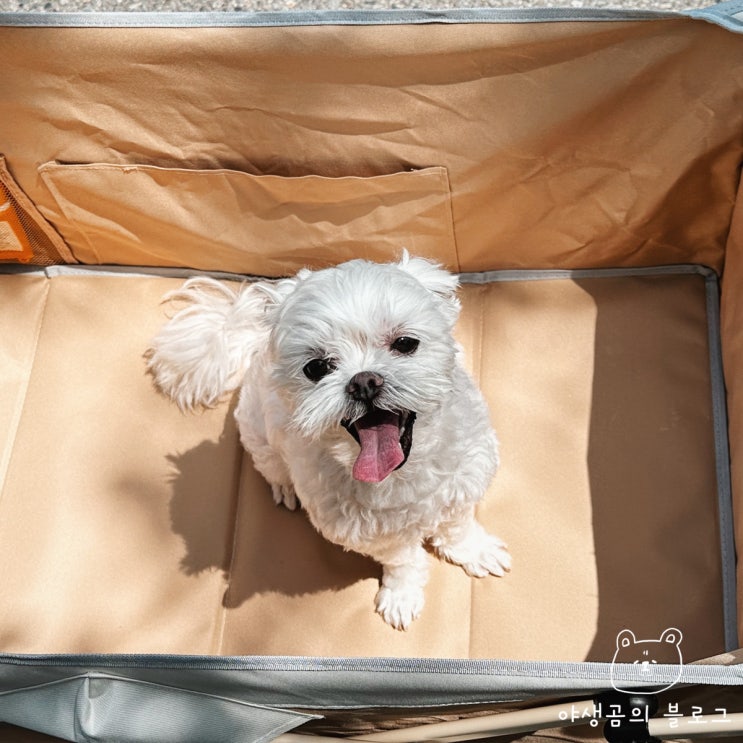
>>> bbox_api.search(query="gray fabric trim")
[0,8,683,28]
[0,655,741,712]
[687,0,743,33]
[13,263,248,283]
[0,673,318,743]
[704,271,739,652]
[458,264,715,284]
[2,4,738,34]
[3,262,717,283]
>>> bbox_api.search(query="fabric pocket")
[1,156,73,265]
[38,163,458,275]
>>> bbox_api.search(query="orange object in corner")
[0,194,34,263]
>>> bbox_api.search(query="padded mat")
[0,267,731,661]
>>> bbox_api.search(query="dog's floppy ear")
[395,250,461,325]
[250,269,309,323]
[145,275,300,410]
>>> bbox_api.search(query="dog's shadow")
[167,409,379,608]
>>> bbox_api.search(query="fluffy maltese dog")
[146,253,510,630]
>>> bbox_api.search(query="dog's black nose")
[347,371,384,402]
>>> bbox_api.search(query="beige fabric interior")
[37,164,458,273]
[0,269,726,662]
[0,9,741,683]
[0,15,741,743]
[1,19,743,276]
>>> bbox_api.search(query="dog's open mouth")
[342,409,416,483]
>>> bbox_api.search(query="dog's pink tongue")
[352,410,404,483]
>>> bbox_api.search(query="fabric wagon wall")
[1,17,743,275]
[0,13,742,743]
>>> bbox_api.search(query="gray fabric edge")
[1,4,739,35]
[687,0,743,32]
[0,7,685,28]
[3,262,250,282]
[0,260,718,282]
[703,272,739,652]
[457,264,715,283]
[0,673,319,743]
[0,657,741,712]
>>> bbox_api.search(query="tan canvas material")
[1,19,742,275]
[37,164,458,272]
[1,9,743,742]
[0,268,727,662]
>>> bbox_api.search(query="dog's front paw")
[464,533,512,578]
[440,531,512,578]
[271,483,298,511]
[375,585,424,631]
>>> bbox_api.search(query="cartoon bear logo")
[610,628,683,693]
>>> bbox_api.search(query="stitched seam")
[212,447,245,655]
[38,166,102,263]
[0,276,51,513]
[467,285,487,660]
[440,167,461,273]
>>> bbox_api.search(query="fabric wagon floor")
[0,266,731,661]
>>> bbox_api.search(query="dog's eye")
[391,336,419,355]
[303,358,335,382]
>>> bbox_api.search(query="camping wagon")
[1,4,743,741]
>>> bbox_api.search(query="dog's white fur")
[147,253,510,629]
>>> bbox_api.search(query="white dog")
[146,253,510,629]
